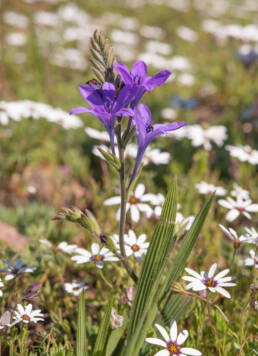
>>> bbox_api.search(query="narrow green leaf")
[97,146,121,170]
[106,318,127,356]
[124,180,177,355]
[161,293,193,325]
[76,290,88,356]
[93,296,113,356]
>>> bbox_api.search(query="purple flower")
[70,82,134,153]
[130,104,186,184]
[114,60,171,107]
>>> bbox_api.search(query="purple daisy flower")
[130,104,186,184]
[70,82,134,153]
[114,60,171,107]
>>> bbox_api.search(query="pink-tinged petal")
[218,200,233,209]
[226,209,239,222]
[131,60,148,80]
[155,323,170,342]
[184,268,202,280]
[69,107,91,115]
[170,320,178,342]
[130,205,140,222]
[180,347,202,355]
[177,330,189,345]
[145,337,167,347]
[135,184,145,198]
[147,70,171,87]
[215,287,231,298]
[155,350,170,356]
[104,196,121,206]
[246,204,258,212]
[114,62,133,85]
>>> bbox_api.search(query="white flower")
[145,319,201,356]
[40,240,78,254]
[13,304,44,324]
[0,259,35,281]
[177,73,195,86]
[187,125,227,151]
[177,26,198,42]
[243,250,258,269]
[196,181,226,196]
[231,184,250,201]
[64,281,88,296]
[219,224,248,247]
[241,227,258,245]
[0,278,4,298]
[104,184,153,223]
[218,196,258,222]
[112,230,149,261]
[85,127,110,141]
[71,243,119,269]
[226,145,258,165]
[110,308,124,329]
[128,146,171,166]
[182,263,236,299]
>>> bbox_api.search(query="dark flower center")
[22,314,30,321]
[146,124,154,133]
[129,196,139,204]
[91,254,104,263]
[167,342,179,354]
[131,244,140,252]
[204,278,217,288]
[73,287,80,291]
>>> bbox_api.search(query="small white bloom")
[177,73,195,86]
[40,240,77,254]
[13,304,44,324]
[145,319,201,356]
[241,227,258,245]
[182,263,236,299]
[0,259,35,281]
[177,26,198,42]
[110,308,124,329]
[218,196,258,222]
[231,184,250,201]
[243,250,258,269]
[219,224,248,247]
[112,230,149,261]
[0,278,4,298]
[64,281,88,296]
[85,127,110,141]
[187,125,227,151]
[226,145,258,165]
[104,184,153,223]
[71,243,119,269]
[196,181,226,196]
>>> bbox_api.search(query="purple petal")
[113,85,134,113]
[102,82,116,103]
[114,62,134,85]
[147,70,171,87]
[69,107,91,115]
[117,108,134,117]
[78,85,103,106]
[131,60,148,81]
[138,104,152,125]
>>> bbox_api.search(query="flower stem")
[99,269,113,288]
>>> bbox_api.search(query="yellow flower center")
[205,279,216,288]
[95,255,102,262]
[167,342,179,353]
[129,196,138,204]
[131,244,140,252]
[22,314,30,321]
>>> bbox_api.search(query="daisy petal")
[170,320,178,342]
[145,337,167,347]
[180,347,202,355]
[177,330,189,345]
[155,323,170,342]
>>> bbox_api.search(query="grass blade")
[76,290,88,356]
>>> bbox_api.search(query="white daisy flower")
[127,146,171,166]
[71,243,119,269]
[0,259,35,281]
[64,281,88,296]
[226,145,258,165]
[145,319,201,355]
[187,125,227,151]
[13,304,44,324]
[112,230,149,261]
[241,227,258,245]
[85,127,110,141]
[196,181,226,196]
[40,239,77,254]
[218,196,258,222]
[231,184,250,201]
[182,263,236,299]
[0,278,4,298]
[104,184,153,222]
[219,224,248,247]
[243,250,258,269]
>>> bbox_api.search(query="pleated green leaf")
[161,293,193,325]
[93,296,113,356]
[76,290,88,356]
[124,180,177,355]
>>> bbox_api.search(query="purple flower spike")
[70,82,134,153]
[114,60,171,107]
[130,104,186,184]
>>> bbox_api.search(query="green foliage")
[76,290,88,356]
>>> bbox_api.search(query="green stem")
[99,269,113,289]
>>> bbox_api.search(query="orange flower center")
[205,279,217,288]
[131,244,140,252]
[22,314,30,321]
[129,196,138,204]
[95,255,102,262]
[167,342,179,353]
